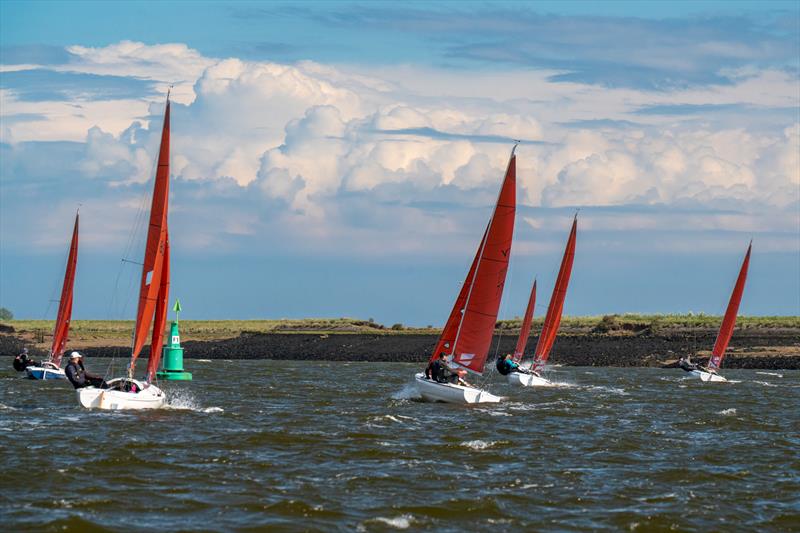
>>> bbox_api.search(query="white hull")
[77,378,166,410]
[689,369,728,383]
[506,371,554,387]
[414,373,502,404]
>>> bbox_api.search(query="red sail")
[50,212,79,366]
[451,152,516,375]
[708,242,752,370]
[131,98,170,373]
[533,216,577,370]
[513,279,536,363]
[146,231,170,383]
[429,226,486,365]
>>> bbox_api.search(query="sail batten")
[533,217,577,370]
[513,279,536,363]
[708,243,751,370]
[448,152,516,375]
[130,98,171,376]
[50,213,79,366]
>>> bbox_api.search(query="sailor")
[425,352,456,383]
[64,352,107,389]
[496,354,528,376]
[12,347,38,372]
[678,355,698,373]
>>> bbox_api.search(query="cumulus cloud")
[1,41,798,262]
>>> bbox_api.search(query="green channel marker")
[157,299,192,381]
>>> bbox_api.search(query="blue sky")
[1,1,798,323]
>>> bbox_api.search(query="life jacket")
[496,357,511,375]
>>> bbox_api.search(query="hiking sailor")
[65,351,108,389]
[425,352,458,384]
[496,353,530,376]
[12,347,38,372]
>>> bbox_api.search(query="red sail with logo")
[146,232,170,383]
[130,98,170,375]
[449,150,516,375]
[533,216,577,371]
[708,242,751,370]
[512,279,536,363]
[50,212,79,367]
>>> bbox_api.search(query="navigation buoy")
[156,299,192,381]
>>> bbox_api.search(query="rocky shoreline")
[4,329,799,369]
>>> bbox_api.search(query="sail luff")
[130,98,171,373]
[512,279,536,363]
[429,226,487,365]
[146,232,170,383]
[533,217,577,369]
[450,151,516,375]
[708,243,751,370]
[50,212,79,366]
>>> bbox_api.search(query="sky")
[1,0,798,324]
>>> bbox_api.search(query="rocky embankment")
[3,326,798,369]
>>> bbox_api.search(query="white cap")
[70,351,82,358]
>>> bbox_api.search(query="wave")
[391,383,420,400]
[359,514,415,530]
[756,372,783,378]
[460,440,502,450]
[717,408,736,416]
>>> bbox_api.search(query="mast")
[532,215,577,371]
[512,278,536,363]
[708,242,752,370]
[49,211,79,366]
[130,95,171,377]
[449,145,517,375]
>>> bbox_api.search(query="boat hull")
[689,369,728,383]
[414,373,502,404]
[77,379,166,410]
[506,371,553,387]
[25,365,66,380]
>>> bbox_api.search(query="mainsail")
[447,149,516,375]
[130,97,171,379]
[146,232,170,382]
[512,279,536,362]
[50,212,79,366]
[708,242,752,370]
[532,216,577,371]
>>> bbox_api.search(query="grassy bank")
[3,314,799,346]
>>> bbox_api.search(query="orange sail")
[449,150,516,375]
[533,216,577,370]
[429,226,486,365]
[50,212,79,367]
[146,231,170,383]
[708,242,752,370]
[512,279,536,363]
[130,98,170,375]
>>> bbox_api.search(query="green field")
[4,314,799,346]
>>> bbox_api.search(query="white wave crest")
[373,515,414,529]
[165,390,223,413]
[460,440,500,450]
[756,372,783,378]
[717,408,736,416]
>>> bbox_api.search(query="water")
[1,359,799,531]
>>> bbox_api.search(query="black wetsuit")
[678,359,698,373]
[426,359,455,383]
[65,361,107,389]
[13,354,38,372]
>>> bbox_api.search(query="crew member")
[496,354,529,376]
[64,352,107,389]
[13,348,38,372]
[425,352,457,383]
[678,355,698,373]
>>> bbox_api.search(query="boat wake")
[391,383,421,400]
[165,390,224,413]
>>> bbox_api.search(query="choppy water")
[1,359,799,531]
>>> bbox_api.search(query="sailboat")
[26,213,80,380]
[414,146,517,404]
[77,95,172,409]
[689,242,752,383]
[508,215,577,387]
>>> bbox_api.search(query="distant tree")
[391,323,404,330]
[0,307,12,320]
